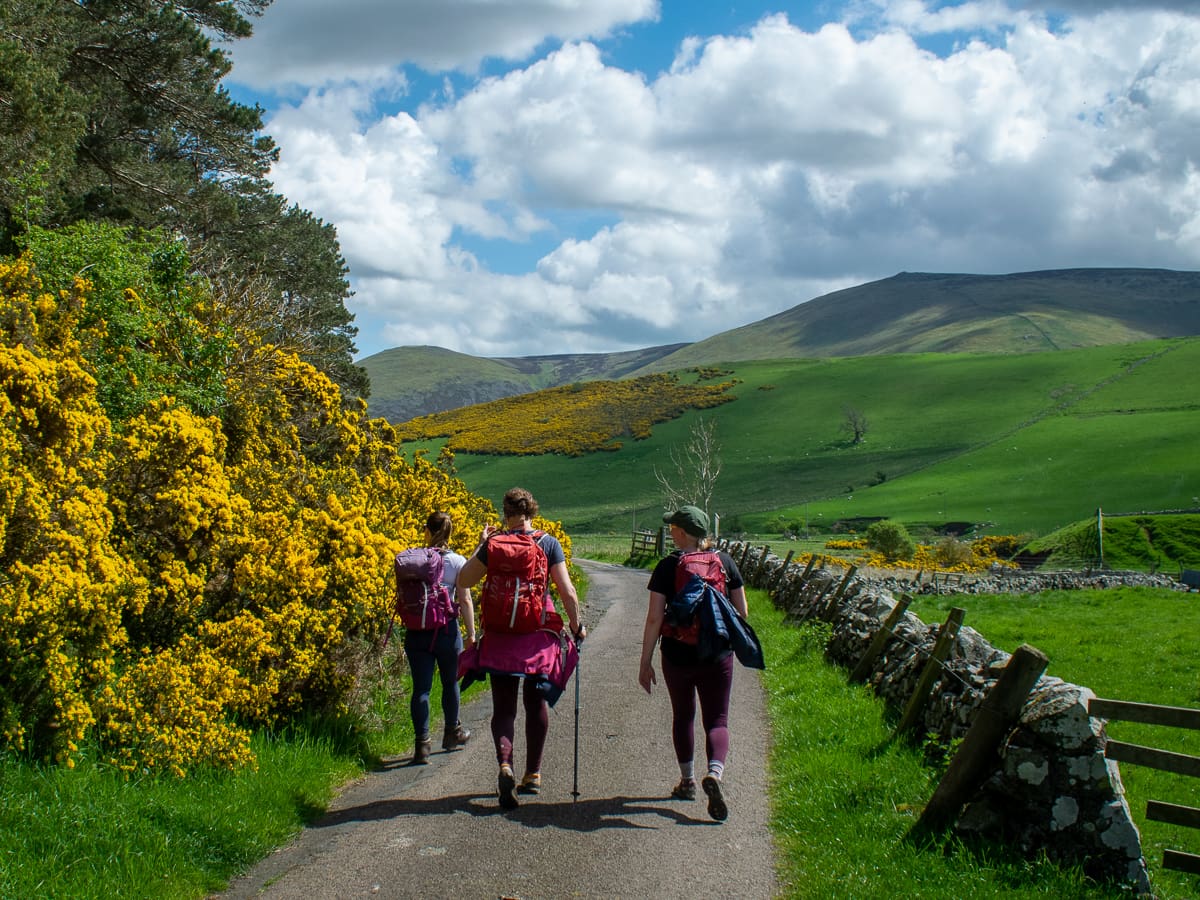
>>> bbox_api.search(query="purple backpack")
[392,547,454,634]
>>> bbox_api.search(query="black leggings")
[490,674,549,774]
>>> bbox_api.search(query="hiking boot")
[498,764,519,809]
[412,735,432,766]
[517,772,541,795]
[702,775,728,821]
[442,722,471,751]
[671,778,697,801]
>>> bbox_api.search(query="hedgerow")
[0,228,524,776]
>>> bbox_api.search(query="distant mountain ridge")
[363,268,1200,421]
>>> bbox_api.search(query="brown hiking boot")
[671,778,697,801]
[498,764,518,809]
[442,722,471,751]
[702,775,728,821]
[412,735,432,766]
[517,772,541,795]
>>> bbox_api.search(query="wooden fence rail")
[630,528,662,558]
[1089,697,1200,876]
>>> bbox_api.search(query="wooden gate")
[1089,697,1200,876]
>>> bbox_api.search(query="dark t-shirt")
[647,549,744,666]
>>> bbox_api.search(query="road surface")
[218,559,779,900]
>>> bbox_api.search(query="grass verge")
[751,587,1138,899]
[909,586,1200,900]
[0,726,365,899]
[0,664,487,898]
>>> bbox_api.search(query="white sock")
[679,761,695,781]
[707,761,725,781]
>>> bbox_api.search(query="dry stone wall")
[726,541,1153,893]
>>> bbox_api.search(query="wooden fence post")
[789,578,828,622]
[755,544,771,582]
[821,566,858,621]
[896,607,966,736]
[909,644,1049,838]
[798,554,818,583]
[772,550,795,592]
[849,594,913,684]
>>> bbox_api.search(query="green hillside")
[405,337,1200,542]
[366,268,1200,419]
[1018,514,1200,570]
[637,268,1200,372]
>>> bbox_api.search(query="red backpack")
[392,547,455,633]
[661,550,726,645]
[480,531,554,633]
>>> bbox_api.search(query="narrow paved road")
[218,560,778,900]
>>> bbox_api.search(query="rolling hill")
[363,268,1200,420]
[397,337,1200,540]
[361,342,686,423]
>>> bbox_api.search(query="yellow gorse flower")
[1,246,498,775]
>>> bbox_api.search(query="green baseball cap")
[663,505,709,537]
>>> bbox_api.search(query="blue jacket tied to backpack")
[671,574,765,670]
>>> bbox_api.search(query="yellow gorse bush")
[1,246,504,775]
[855,535,1021,573]
[0,256,138,763]
[396,372,737,456]
[825,539,867,550]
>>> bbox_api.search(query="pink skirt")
[459,628,579,699]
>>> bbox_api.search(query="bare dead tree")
[654,416,722,516]
[842,405,869,445]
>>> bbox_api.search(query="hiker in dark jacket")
[639,505,748,822]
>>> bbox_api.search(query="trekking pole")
[571,647,581,801]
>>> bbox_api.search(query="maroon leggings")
[490,674,550,773]
[661,652,734,768]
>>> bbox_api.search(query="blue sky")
[223,1,1200,360]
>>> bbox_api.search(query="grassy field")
[907,586,1200,900]
[756,594,1122,899]
[435,337,1200,544]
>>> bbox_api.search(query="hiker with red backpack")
[394,512,476,765]
[456,487,585,810]
[638,505,762,822]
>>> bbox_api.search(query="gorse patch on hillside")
[395,372,737,456]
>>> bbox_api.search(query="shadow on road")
[311,791,720,832]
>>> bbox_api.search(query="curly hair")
[501,487,539,520]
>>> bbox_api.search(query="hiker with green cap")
[638,504,749,822]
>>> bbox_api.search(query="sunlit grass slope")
[422,338,1200,538]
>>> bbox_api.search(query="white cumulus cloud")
[229,1,1200,359]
